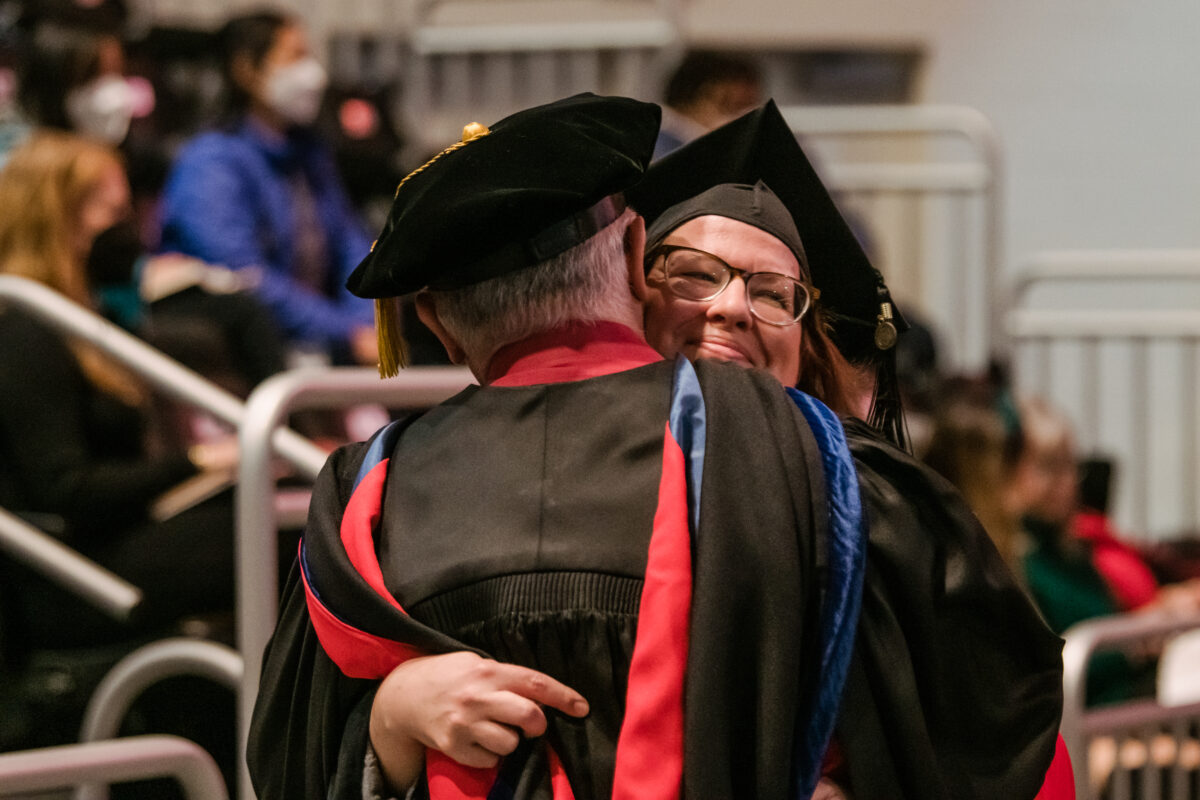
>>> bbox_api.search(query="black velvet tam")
[628,100,905,363]
[346,93,661,298]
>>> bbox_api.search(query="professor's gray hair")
[429,207,640,361]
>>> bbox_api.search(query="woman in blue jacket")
[160,10,377,364]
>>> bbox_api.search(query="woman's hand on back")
[369,651,589,792]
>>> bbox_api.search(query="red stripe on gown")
[1034,736,1076,799]
[611,424,692,799]
[303,459,425,678]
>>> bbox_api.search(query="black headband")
[643,181,809,281]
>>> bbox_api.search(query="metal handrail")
[0,276,329,478]
[0,735,228,799]
[413,19,678,53]
[1060,611,1200,799]
[1008,308,1200,338]
[780,104,1004,366]
[1012,249,1200,305]
[75,638,242,800]
[235,366,474,800]
[0,507,141,622]
[0,275,330,620]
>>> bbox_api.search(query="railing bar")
[1132,338,1150,533]
[75,639,242,800]
[1012,249,1200,305]
[0,275,329,478]
[1170,718,1188,798]
[0,507,142,622]
[1082,337,1100,450]
[949,195,969,366]
[0,736,227,799]
[1141,726,1161,800]
[1112,745,1132,800]
[1037,338,1052,402]
[1189,339,1200,528]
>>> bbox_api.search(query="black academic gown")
[837,420,1065,799]
[248,361,1062,800]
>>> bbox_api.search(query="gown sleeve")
[247,444,381,800]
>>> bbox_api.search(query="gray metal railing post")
[1060,612,1200,800]
[75,638,242,800]
[236,366,473,800]
[0,508,141,621]
[779,105,1003,366]
[0,736,228,799]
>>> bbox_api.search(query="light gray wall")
[921,0,1200,272]
[688,0,1200,271]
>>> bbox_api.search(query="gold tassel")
[371,123,487,379]
[374,297,407,378]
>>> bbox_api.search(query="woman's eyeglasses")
[647,244,816,327]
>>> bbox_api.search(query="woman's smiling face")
[642,214,804,386]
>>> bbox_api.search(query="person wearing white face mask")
[160,10,379,367]
[15,22,155,149]
[64,71,149,144]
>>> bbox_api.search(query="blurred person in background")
[0,130,257,794]
[653,49,763,160]
[159,8,378,367]
[1006,395,1200,704]
[922,377,1028,569]
[8,1,289,396]
[0,131,241,646]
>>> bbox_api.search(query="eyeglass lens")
[659,248,809,325]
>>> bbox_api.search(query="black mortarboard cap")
[347,93,661,299]
[627,99,906,365]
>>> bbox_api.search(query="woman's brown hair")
[0,130,145,405]
[795,303,858,418]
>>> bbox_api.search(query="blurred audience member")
[18,19,152,147]
[654,50,762,160]
[0,131,239,649]
[10,3,182,262]
[159,9,377,366]
[5,9,289,393]
[923,382,1025,569]
[1006,395,1200,703]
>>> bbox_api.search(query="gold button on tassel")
[461,122,489,142]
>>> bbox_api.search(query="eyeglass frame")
[645,243,819,327]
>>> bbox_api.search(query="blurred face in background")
[61,33,155,144]
[642,214,805,386]
[1006,412,1080,526]
[237,20,327,128]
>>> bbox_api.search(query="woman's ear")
[414,292,466,366]
[624,214,648,302]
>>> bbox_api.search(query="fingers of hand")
[480,692,548,739]
[494,663,589,718]
[469,721,523,761]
